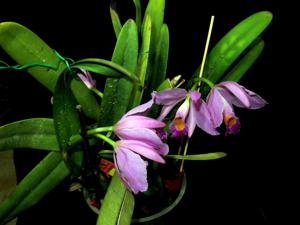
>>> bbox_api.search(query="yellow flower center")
[173,118,186,131]
[224,114,237,128]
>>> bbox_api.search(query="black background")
[1,0,294,224]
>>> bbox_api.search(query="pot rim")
[83,173,187,223]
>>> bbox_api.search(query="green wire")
[0,50,74,71]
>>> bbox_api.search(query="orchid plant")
[0,0,272,224]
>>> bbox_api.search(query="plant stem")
[199,77,215,88]
[198,16,215,90]
[93,133,116,148]
[91,87,104,98]
[179,138,190,172]
[87,126,114,135]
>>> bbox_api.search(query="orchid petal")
[152,88,187,105]
[241,88,267,109]
[217,81,251,108]
[206,88,226,128]
[115,147,148,194]
[118,140,165,163]
[123,99,154,117]
[186,106,197,138]
[77,70,96,89]
[115,115,165,130]
[175,98,190,121]
[190,93,219,136]
[115,128,169,155]
[157,102,180,121]
[223,106,240,135]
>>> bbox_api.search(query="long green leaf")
[133,0,142,33]
[204,11,272,82]
[0,152,62,223]
[53,71,83,176]
[0,22,64,92]
[187,11,272,91]
[71,79,101,121]
[110,0,122,38]
[0,118,59,151]
[97,20,138,225]
[143,0,165,54]
[222,38,265,82]
[3,160,69,224]
[97,175,134,225]
[142,0,166,96]
[130,14,151,107]
[71,58,140,83]
[166,152,227,160]
[116,190,135,225]
[149,23,169,91]
[98,19,138,126]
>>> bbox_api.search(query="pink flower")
[152,88,219,137]
[207,81,267,135]
[77,69,96,89]
[113,102,169,193]
[114,140,165,194]
[114,105,168,155]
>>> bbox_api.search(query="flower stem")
[177,137,185,156]
[179,138,190,172]
[87,126,114,135]
[98,150,114,155]
[199,77,215,88]
[91,87,103,98]
[198,16,215,90]
[68,126,114,146]
[93,133,116,147]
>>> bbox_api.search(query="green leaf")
[97,19,138,225]
[142,0,166,96]
[71,58,140,83]
[129,14,151,107]
[0,22,65,92]
[116,190,135,225]
[53,71,83,175]
[166,152,227,160]
[143,0,165,54]
[187,11,272,91]
[3,160,69,224]
[70,78,101,121]
[205,11,272,81]
[98,19,138,126]
[110,0,122,38]
[133,0,142,33]
[222,38,265,82]
[97,175,134,225]
[0,152,67,224]
[149,23,169,91]
[0,118,59,151]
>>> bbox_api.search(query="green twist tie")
[0,50,74,71]
[53,50,74,71]
[0,60,55,70]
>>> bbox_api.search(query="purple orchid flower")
[114,139,165,194]
[77,69,96,89]
[114,101,169,155]
[206,81,267,135]
[152,88,219,138]
[113,103,169,193]
[114,115,169,155]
